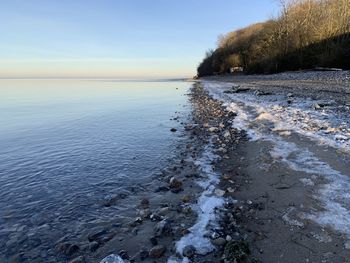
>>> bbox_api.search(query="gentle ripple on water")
[0,79,190,262]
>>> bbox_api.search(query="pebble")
[149,245,166,258]
[212,237,227,246]
[170,128,177,132]
[149,236,158,246]
[118,250,129,260]
[55,242,80,256]
[99,254,126,263]
[154,219,172,236]
[214,188,226,197]
[140,198,149,206]
[69,256,85,263]
[139,250,149,260]
[169,177,183,188]
[183,245,196,258]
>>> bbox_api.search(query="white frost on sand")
[203,81,350,153]
[201,80,350,245]
[169,143,224,262]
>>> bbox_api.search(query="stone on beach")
[99,254,128,263]
[149,245,166,258]
[154,219,172,236]
[183,245,196,258]
[169,177,182,189]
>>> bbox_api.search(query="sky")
[0,0,279,79]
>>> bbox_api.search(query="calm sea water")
[0,79,190,262]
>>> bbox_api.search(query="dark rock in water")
[154,219,172,237]
[140,198,149,206]
[169,177,183,191]
[88,227,115,244]
[223,241,250,262]
[89,241,99,252]
[102,192,129,207]
[139,250,149,260]
[149,236,158,246]
[68,256,85,263]
[183,245,196,258]
[154,186,170,193]
[171,187,183,193]
[149,245,166,258]
[170,128,177,132]
[118,250,129,260]
[139,209,151,219]
[55,242,80,256]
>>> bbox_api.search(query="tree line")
[197,0,350,77]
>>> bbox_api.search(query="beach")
[1,72,350,263]
[91,72,350,262]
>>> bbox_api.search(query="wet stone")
[69,256,85,263]
[154,186,170,193]
[149,245,166,258]
[183,245,196,258]
[139,250,149,260]
[154,219,172,237]
[55,242,80,256]
[149,236,158,246]
[212,237,227,247]
[118,250,129,260]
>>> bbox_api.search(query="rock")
[118,250,129,260]
[181,195,190,203]
[183,245,196,258]
[89,241,99,252]
[214,189,226,197]
[154,219,172,237]
[69,256,85,263]
[139,209,151,218]
[149,236,158,246]
[154,186,170,192]
[158,207,170,216]
[227,187,235,193]
[88,228,115,244]
[212,237,227,247]
[208,127,218,133]
[170,128,177,132]
[55,242,80,256]
[223,241,250,262]
[99,254,127,263]
[149,245,166,258]
[169,177,182,188]
[254,90,272,96]
[313,103,322,110]
[140,198,149,206]
[139,250,149,260]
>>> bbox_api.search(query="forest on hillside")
[197,0,350,76]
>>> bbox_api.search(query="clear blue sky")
[0,0,279,78]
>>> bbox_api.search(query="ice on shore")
[169,143,225,262]
[201,80,350,245]
[204,81,350,153]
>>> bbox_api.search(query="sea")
[0,79,191,262]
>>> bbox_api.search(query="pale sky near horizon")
[0,0,279,79]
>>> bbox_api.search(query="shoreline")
[55,71,350,262]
